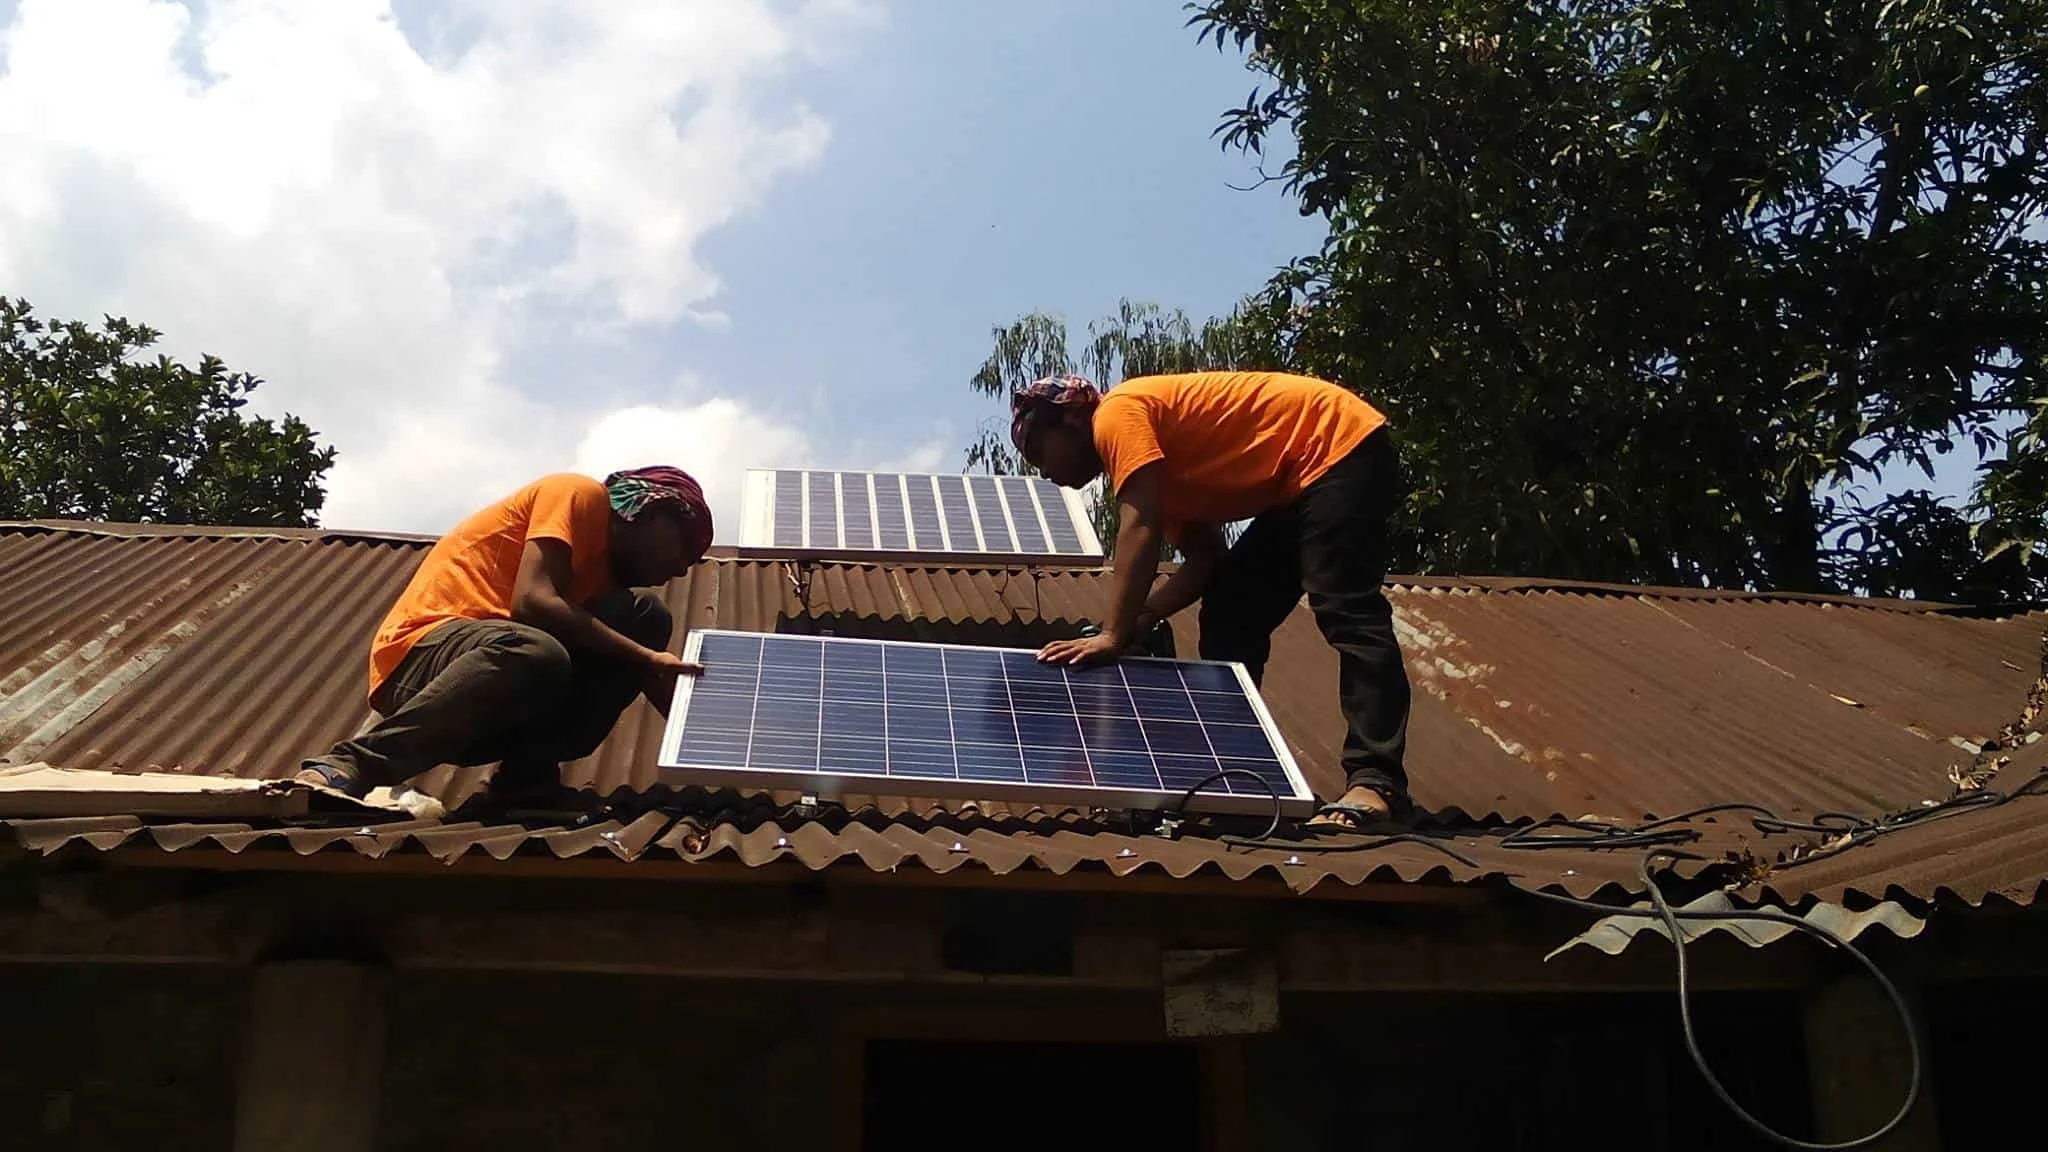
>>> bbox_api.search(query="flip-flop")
[1307,801,1402,834]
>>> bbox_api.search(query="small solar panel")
[658,630,1313,816]
[740,470,1105,563]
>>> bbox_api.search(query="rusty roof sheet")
[4,520,2047,906]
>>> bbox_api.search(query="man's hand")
[645,649,706,679]
[640,649,704,720]
[1037,631,1125,666]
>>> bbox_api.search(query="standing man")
[295,466,714,811]
[1013,372,1413,828]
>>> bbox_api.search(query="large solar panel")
[739,469,1105,563]
[658,631,1315,816]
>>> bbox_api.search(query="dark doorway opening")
[862,1040,1203,1152]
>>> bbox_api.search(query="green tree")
[1169,0,2047,599]
[0,298,336,526]
[967,300,1270,549]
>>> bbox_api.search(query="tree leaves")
[0,297,336,527]
[1177,0,2048,601]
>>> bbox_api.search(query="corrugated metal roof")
[3,520,2046,906]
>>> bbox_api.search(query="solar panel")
[739,469,1105,563]
[657,630,1314,816]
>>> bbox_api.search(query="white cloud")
[0,0,880,533]
[571,397,947,540]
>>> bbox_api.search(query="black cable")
[1528,850,1920,1151]
[1499,818,1700,851]
[1222,829,1484,869]
[1162,767,1285,841]
[1499,802,1781,851]
[1159,768,1480,868]
[1764,772,2048,871]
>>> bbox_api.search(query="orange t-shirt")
[366,473,616,700]
[1091,371,1386,531]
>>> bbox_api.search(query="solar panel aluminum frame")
[656,630,1317,818]
[737,469,1106,565]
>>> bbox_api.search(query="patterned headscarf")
[1009,373,1101,454]
[604,465,714,561]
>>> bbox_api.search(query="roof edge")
[4,520,2033,615]
[0,518,438,546]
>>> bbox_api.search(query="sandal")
[1308,786,1417,832]
[1308,801,1402,833]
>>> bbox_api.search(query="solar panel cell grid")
[905,476,943,550]
[874,474,911,550]
[966,476,1016,552]
[842,473,876,550]
[665,631,1307,812]
[772,471,805,548]
[1032,476,1086,553]
[998,476,1050,553]
[805,471,839,550]
[936,475,977,552]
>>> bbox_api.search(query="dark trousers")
[310,590,673,792]
[1197,428,1412,801]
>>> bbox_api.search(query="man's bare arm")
[1100,464,1167,648]
[1132,520,1226,633]
[511,539,664,667]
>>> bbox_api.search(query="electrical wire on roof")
[1225,829,1484,869]
[1497,802,1780,851]
[781,559,814,617]
[996,565,1044,626]
[1490,772,2048,867]
[1526,849,1920,1151]
[1154,769,1483,869]
[1762,771,2048,869]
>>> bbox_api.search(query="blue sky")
[0,0,1320,535]
[0,0,1982,537]
[675,1,1321,460]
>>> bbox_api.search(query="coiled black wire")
[1160,769,1482,868]
[1528,850,1920,1151]
[1164,766,1285,841]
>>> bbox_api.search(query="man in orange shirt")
[294,466,714,811]
[1014,372,1413,828]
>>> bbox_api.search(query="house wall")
[2,965,244,1151]
[2,871,2029,1152]
[378,973,834,1152]
[0,964,1882,1152]
[1243,991,1815,1152]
